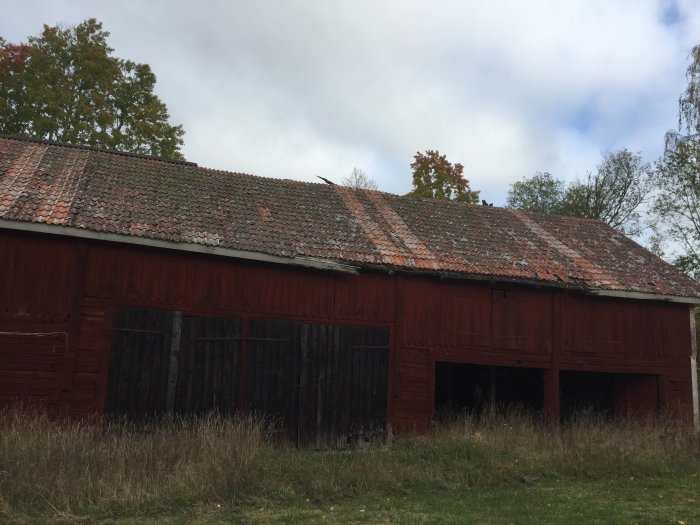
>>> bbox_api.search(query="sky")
[4,0,700,205]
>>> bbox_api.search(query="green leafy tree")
[654,45,700,278]
[507,149,652,236]
[507,172,564,214]
[0,19,184,160]
[342,167,378,190]
[408,150,479,203]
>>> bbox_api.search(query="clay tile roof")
[1,135,699,300]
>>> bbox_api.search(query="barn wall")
[391,274,694,429]
[0,229,695,427]
[0,233,78,413]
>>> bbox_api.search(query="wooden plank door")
[175,316,241,415]
[247,320,389,448]
[105,308,172,417]
[299,324,390,448]
[339,325,389,444]
[246,319,301,444]
[107,309,242,418]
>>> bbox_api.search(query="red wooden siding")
[0,229,695,427]
[0,233,77,412]
[400,276,491,350]
[560,294,691,364]
[491,289,553,353]
[84,242,394,324]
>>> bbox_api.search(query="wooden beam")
[165,311,183,414]
[60,241,87,394]
[543,367,559,428]
[587,288,699,305]
[544,291,562,428]
[690,307,699,433]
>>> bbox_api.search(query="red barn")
[1,136,698,445]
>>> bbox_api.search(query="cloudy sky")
[4,1,700,204]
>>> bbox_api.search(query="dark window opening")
[559,371,659,421]
[434,362,544,417]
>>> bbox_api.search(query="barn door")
[106,308,173,417]
[344,325,390,441]
[175,316,241,415]
[246,319,389,448]
[107,310,389,446]
[299,324,389,448]
[106,308,241,418]
[246,319,301,443]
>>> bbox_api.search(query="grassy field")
[1,408,699,524]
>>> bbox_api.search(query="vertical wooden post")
[61,242,88,396]
[387,274,399,440]
[314,326,326,450]
[237,318,249,413]
[544,291,562,428]
[298,324,309,448]
[165,311,183,414]
[690,307,699,434]
[488,366,497,414]
[543,367,559,427]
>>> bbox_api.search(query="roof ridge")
[0,134,198,167]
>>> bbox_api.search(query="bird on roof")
[482,199,494,206]
[317,176,336,185]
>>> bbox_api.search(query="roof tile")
[1,136,699,299]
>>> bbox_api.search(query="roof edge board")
[0,220,359,275]
[587,288,699,305]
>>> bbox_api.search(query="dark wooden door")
[107,309,389,446]
[106,309,241,417]
[246,319,301,443]
[247,319,389,448]
[175,316,241,415]
[106,308,173,417]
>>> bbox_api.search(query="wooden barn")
[1,135,698,445]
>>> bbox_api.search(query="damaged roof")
[1,135,699,301]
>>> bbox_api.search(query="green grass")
[1,408,699,524]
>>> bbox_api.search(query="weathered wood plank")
[165,311,182,413]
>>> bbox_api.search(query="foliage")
[654,46,700,278]
[408,150,479,203]
[507,172,565,214]
[341,167,378,190]
[507,149,652,236]
[0,19,184,160]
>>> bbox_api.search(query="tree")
[408,150,479,203]
[563,150,652,235]
[654,45,700,278]
[341,167,378,190]
[506,149,652,236]
[0,19,184,160]
[507,172,564,214]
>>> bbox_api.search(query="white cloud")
[3,0,700,204]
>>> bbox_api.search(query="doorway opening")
[434,362,544,417]
[559,371,659,421]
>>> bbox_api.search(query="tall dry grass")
[0,408,264,518]
[1,406,698,520]
[429,408,700,481]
